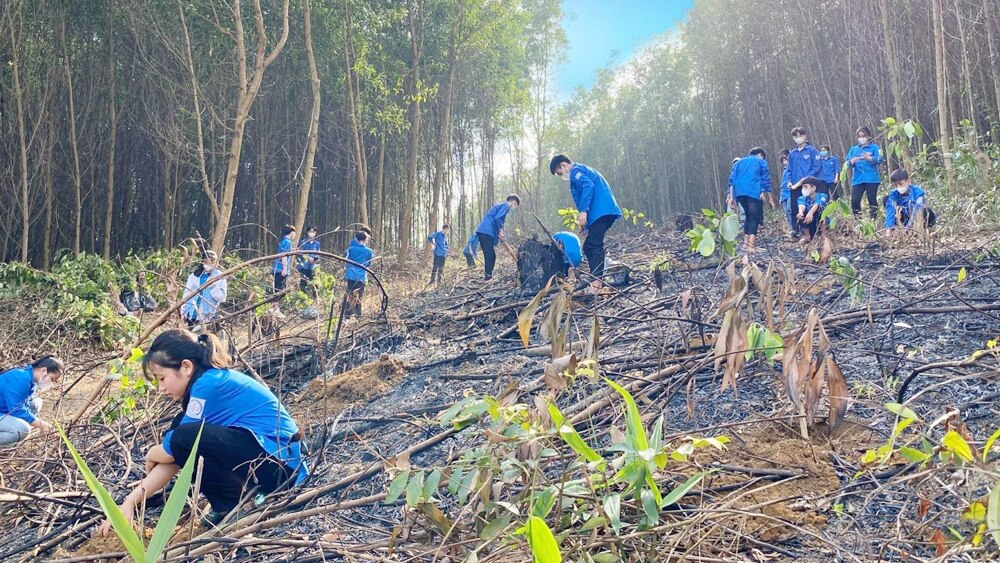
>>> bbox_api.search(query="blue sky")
[558,0,692,97]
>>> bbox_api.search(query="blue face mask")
[820,151,829,157]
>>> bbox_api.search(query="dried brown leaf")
[820,236,833,263]
[714,310,735,371]
[826,356,849,430]
[517,277,553,347]
[931,529,947,556]
[715,277,748,316]
[585,315,600,361]
[542,363,569,391]
[418,503,455,536]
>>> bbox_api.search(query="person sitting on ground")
[0,356,64,446]
[550,155,623,291]
[272,225,296,320]
[182,250,227,330]
[296,225,321,293]
[552,231,583,278]
[796,176,830,244]
[97,330,307,534]
[475,194,521,281]
[427,224,450,285]
[727,147,773,254]
[343,231,374,319]
[817,145,841,199]
[885,169,937,234]
[462,233,479,269]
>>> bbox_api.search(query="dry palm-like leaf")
[820,236,834,263]
[585,315,600,361]
[782,307,851,433]
[826,355,848,430]
[517,277,554,347]
[715,276,748,316]
[714,274,750,393]
[541,286,572,358]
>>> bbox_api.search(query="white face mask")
[37,374,53,392]
[858,137,868,145]
[559,172,570,182]
[895,185,909,195]
[793,136,806,145]
[802,187,814,197]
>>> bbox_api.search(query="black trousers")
[789,187,803,234]
[852,183,879,218]
[799,214,820,238]
[298,268,316,294]
[343,280,365,317]
[817,180,832,195]
[736,195,763,236]
[168,423,292,514]
[430,255,446,284]
[272,272,287,300]
[478,233,496,279]
[583,215,616,279]
[464,252,475,267]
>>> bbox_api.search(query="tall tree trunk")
[43,117,55,269]
[931,0,953,175]
[984,0,1000,130]
[61,12,84,255]
[341,0,368,228]
[879,0,908,168]
[293,0,321,235]
[103,7,117,260]
[10,17,31,264]
[374,130,386,240]
[399,0,424,262]
[211,0,291,252]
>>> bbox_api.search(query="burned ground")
[2,226,1000,562]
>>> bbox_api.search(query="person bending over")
[0,356,64,446]
[475,195,521,281]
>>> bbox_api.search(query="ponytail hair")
[142,329,232,382]
[31,355,64,375]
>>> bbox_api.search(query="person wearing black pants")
[342,279,365,318]
[582,215,615,279]
[728,148,773,253]
[851,183,879,219]
[550,155,623,290]
[477,233,496,279]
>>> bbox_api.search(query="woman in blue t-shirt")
[98,329,308,534]
[0,356,64,446]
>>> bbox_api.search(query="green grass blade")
[661,471,711,508]
[56,423,146,562]
[525,515,562,563]
[146,424,204,561]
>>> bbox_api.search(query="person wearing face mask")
[182,250,228,330]
[0,356,64,446]
[550,155,622,292]
[474,194,522,281]
[296,225,321,293]
[727,147,773,254]
[795,177,830,243]
[97,330,307,535]
[845,127,884,219]
[817,145,841,199]
[885,169,937,233]
[777,150,795,236]
[787,127,823,238]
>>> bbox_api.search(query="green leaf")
[604,379,648,451]
[942,430,976,464]
[422,470,442,502]
[531,486,558,519]
[983,428,1000,461]
[57,423,146,562]
[458,468,478,504]
[662,471,710,507]
[898,446,930,463]
[592,552,619,563]
[903,121,916,138]
[447,467,464,496]
[639,488,659,528]
[406,470,425,506]
[146,424,203,561]
[387,470,410,503]
[480,513,513,540]
[602,493,622,536]
[696,232,716,257]
[884,402,919,421]
[987,481,1000,547]
[963,502,987,522]
[548,403,604,466]
[719,214,741,242]
[525,516,562,563]
[579,515,606,531]
[958,267,967,283]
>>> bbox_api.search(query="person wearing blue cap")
[550,155,622,291]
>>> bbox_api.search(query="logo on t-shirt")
[575,172,582,180]
[186,397,206,419]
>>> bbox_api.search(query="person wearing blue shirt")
[845,127,884,219]
[272,225,296,320]
[296,225,321,292]
[182,250,227,329]
[552,231,583,277]
[795,177,830,243]
[787,127,822,237]
[727,147,774,253]
[777,149,796,237]
[0,356,63,446]
[817,145,841,199]
[462,233,479,269]
[885,169,937,232]
[475,194,521,281]
[426,224,450,285]
[550,155,623,290]
[96,330,307,534]
[343,231,374,319]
